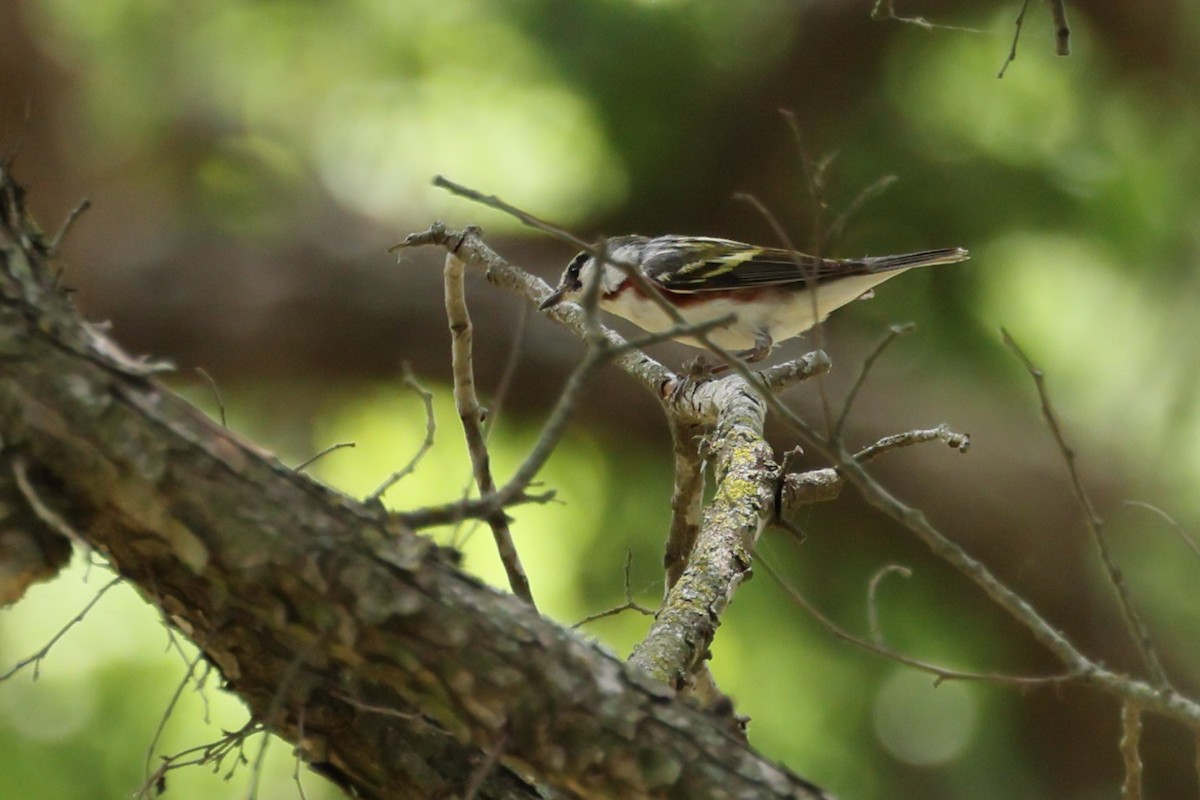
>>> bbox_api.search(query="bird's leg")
[679,330,772,387]
[735,330,774,363]
[684,355,721,379]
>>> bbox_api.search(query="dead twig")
[759,551,1079,688]
[195,367,227,428]
[735,188,835,432]
[49,197,91,254]
[137,722,262,799]
[293,442,355,473]
[143,650,207,785]
[834,323,916,440]
[826,175,898,247]
[868,564,912,646]
[443,253,535,607]
[369,365,437,501]
[0,575,122,682]
[854,425,971,462]
[292,707,310,800]
[758,349,833,394]
[993,0,1070,75]
[572,551,656,629]
[1122,500,1200,563]
[12,454,94,559]
[1004,329,1170,690]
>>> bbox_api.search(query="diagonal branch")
[1003,329,1170,689]
[758,554,1079,688]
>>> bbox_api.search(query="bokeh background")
[3,1,1200,798]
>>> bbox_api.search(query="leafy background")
[2,0,1200,797]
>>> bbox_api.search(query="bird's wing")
[646,244,969,293]
[645,244,852,293]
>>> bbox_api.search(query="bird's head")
[538,237,647,310]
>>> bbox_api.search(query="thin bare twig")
[395,346,608,530]
[854,425,971,462]
[734,189,835,432]
[293,707,310,800]
[758,349,833,393]
[49,197,91,253]
[1122,500,1200,563]
[572,550,656,628]
[1120,700,1143,800]
[826,175,898,247]
[777,423,968,521]
[0,576,123,682]
[834,323,916,440]
[778,466,843,514]
[293,441,355,473]
[369,366,437,501]
[1004,329,1170,690]
[330,690,420,722]
[393,488,556,530]
[443,253,535,607]
[12,453,93,558]
[137,722,262,799]
[449,303,530,549]
[426,176,591,252]
[759,551,1078,688]
[998,0,1033,78]
[580,237,609,346]
[144,650,207,784]
[195,367,227,428]
[783,112,835,256]
[608,314,737,357]
[482,302,530,440]
[868,564,912,646]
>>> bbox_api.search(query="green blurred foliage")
[4,0,1200,798]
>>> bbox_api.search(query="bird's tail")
[859,247,970,273]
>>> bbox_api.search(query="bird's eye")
[564,251,588,289]
[566,252,587,278]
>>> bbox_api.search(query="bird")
[538,234,970,362]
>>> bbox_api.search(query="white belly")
[602,271,909,350]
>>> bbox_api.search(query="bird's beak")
[538,287,566,311]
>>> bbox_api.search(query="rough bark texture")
[0,171,829,800]
[631,386,775,687]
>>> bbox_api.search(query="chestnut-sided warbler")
[539,235,969,361]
